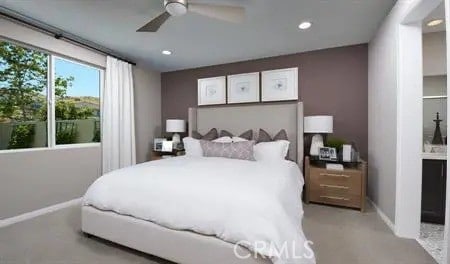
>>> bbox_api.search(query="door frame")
[396,0,449,262]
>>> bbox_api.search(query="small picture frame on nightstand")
[154,138,167,151]
[318,147,338,162]
[162,141,173,152]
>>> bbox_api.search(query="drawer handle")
[320,195,350,201]
[320,173,350,178]
[320,184,349,190]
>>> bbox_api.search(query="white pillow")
[183,137,203,157]
[232,136,249,142]
[253,140,290,161]
[213,136,233,143]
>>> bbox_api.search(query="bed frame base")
[82,206,271,264]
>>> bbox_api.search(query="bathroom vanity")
[421,73,447,224]
[421,153,447,224]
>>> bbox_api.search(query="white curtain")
[102,56,136,174]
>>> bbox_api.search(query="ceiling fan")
[137,0,245,32]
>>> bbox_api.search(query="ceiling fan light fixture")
[164,0,188,16]
[137,0,246,32]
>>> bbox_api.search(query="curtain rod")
[0,7,137,66]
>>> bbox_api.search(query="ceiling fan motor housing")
[164,0,188,16]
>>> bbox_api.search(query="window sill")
[53,143,101,149]
[0,143,101,154]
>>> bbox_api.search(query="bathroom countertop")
[422,152,447,160]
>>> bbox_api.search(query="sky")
[55,58,100,97]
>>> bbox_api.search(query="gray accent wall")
[0,146,101,219]
[161,44,368,158]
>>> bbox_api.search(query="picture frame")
[261,67,298,102]
[227,72,260,104]
[318,147,338,162]
[197,76,226,106]
[162,141,173,152]
[153,138,167,151]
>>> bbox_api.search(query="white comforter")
[83,156,315,264]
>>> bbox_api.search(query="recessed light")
[427,19,444,27]
[162,50,172,55]
[298,21,312,30]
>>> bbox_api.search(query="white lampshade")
[166,119,186,133]
[304,116,333,133]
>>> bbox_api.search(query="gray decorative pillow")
[257,129,272,143]
[239,129,253,140]
[200,140,256,161]
[220,129,253,140]
[192,128,218,140]
[192,131,202,139]
[220,130,234,138]
[257,129,289,143]
[273,129,288,141]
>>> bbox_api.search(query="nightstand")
[304,156,367,212]
[149,149,185,161]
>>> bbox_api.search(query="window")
[0,40,102,151]
[54,58,101,145]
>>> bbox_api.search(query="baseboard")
[0,197,82,228]
[368,198,396,233]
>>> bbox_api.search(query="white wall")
[368,1,410,225]
[395,20,423,238]
[444,0,450,261]
[0,17,162,218]
[133,66,162,163]
[0,17,105,68]
[369,0,443,239]
[0,17,106,219]
[0,147,101,219]
[423,31,447,76]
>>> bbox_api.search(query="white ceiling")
[0,0,395,72]
[423,2,446,33]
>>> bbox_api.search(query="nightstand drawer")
[310,168,361,189]
[310,190,361,208]
[310,181,360,196]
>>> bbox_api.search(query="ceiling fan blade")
[137,12,171,32]
[188,3,245,23]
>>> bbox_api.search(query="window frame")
[0,38,104,153]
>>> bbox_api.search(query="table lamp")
[304,116,334,156]
[166,119,186,146]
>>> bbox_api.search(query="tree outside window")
[0,41,101,150]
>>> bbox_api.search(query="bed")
[82,102,314,264]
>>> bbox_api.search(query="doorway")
[395,0,449,263]
[419,3,447,262]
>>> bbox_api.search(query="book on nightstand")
[326,163,344,171]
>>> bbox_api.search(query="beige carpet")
[0,203,436,264]
[302,204,436,264]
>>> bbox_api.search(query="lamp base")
[172,133,181,146]
[310,134,324,156]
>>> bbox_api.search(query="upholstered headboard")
[188,102,304,168]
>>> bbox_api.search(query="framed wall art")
[197,76,226,106]
[261,67,298,102]
[227,72,260,104]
